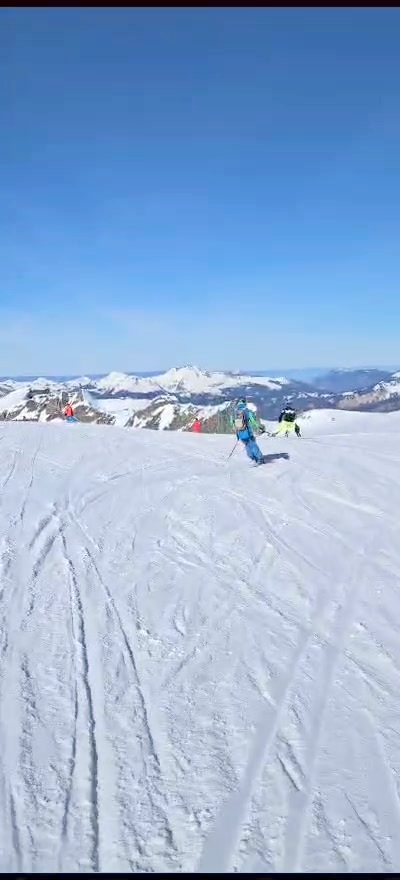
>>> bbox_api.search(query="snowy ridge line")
[1,367,400,430]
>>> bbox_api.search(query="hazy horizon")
[1,364,398,384]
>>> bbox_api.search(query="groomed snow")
[0,411,400,872]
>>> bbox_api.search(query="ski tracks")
[58,525,101,872]
[1,422,400,872]
[0,476,107,871]
[197,543,367,873]
[198,449,397,872]
[67,507,183,871]
[20,498,119,872]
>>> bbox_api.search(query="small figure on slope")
[273,403,301,438]
[64,403,77,423]
[191,418,202,433]
[232,398,265,465]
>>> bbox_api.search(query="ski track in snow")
[0,417,399,871]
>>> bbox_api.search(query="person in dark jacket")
[274,404,301,437]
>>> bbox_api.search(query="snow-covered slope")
[0,413,400,872]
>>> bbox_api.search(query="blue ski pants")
[243,437,263,463]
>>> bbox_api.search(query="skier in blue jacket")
[232,398,265,464]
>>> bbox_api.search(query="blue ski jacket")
[233,402,260,442]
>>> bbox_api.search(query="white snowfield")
[0,411,400,872]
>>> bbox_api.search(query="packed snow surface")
[0,412,400,872]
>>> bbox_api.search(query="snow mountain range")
[0,365,399,430]
[311,367,396,394]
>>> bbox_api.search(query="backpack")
[234,409,247,432]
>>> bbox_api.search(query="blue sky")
[1,7,400,375]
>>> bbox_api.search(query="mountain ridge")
[0,364,399,430]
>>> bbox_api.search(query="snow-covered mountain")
[92,365,400,415]
[95,365,291,398]
[88,365,322,424]
[1,411,400,871]
[0,366,313,428]
[312,367,395,393]
[0,366,399,429]
[95,371,164,395]
[125,397,234,432]
[0,383,114,425]
[65,375,94,390]
[337,372,400,412]
[154,365,290,394]
[0,382,237,432]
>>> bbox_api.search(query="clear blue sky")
[1,7,400,375]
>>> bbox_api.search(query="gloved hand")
[258,424,266,434]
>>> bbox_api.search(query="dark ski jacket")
[279,407,296,423]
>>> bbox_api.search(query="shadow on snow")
[261,452,290,464]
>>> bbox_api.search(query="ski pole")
[228,439,239,460]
